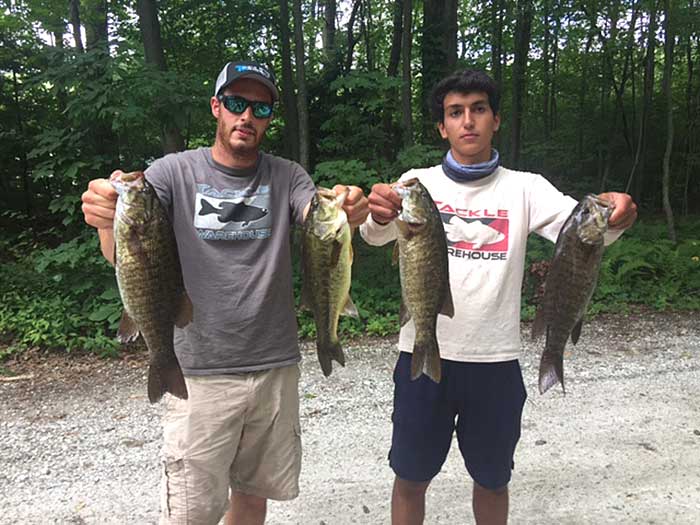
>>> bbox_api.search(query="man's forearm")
[98,228,115,266]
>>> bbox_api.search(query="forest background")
[0,0,698,358]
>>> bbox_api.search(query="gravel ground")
[1,310,699,524]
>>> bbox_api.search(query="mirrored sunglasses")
[218,95,273,119]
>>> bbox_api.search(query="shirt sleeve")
[144,156,175,214]
[359,213,399,246]
[602,228,625,246]
[289,163,316,226]
[527,174,626,246]
[527,174,577,243]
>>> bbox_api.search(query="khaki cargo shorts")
[159,364,302,525]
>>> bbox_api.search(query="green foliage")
[315,71,402,162]
[312,159,378,192]
[0,231,121,358]
[593,236,700,311]
[395,144,446,173]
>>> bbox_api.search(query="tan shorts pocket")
[161,457,186,520]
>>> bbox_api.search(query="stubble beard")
[216,120,259,161]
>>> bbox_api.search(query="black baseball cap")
[214,61,279,102]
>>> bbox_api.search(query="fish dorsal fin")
[342,294,360,319]
[174,291,194,328]
[440,282,455,318]
[399,300,411,326]
[531,306,546,340]
[117,310,140,344]
[392,242,399,266]
[570,318,584,345]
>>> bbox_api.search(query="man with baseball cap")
[81,60,369,524]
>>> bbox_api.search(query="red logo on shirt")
[435,201,509,254]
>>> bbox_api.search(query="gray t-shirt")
[145,147,315,375]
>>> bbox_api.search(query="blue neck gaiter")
[442,149,500,182]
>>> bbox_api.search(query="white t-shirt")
[360,164,622,363]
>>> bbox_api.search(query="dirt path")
[1,310,699,524]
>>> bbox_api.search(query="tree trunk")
[307,0,318,62]
[136,0,166,69]
[661,0,676,242]
[607,2,640,156]
[387,0,403,77]
[82,0,118,168]
[279,0,300,162]
[52,28,69,115]
[491,0,505,150]
[542,0,550,142]
[682,0,697,215]
[136,0,184,154]
[550,11,560,132]
[345,0,362,72]
[444,0,458,73]
[361,0,374,71]
[401,0,413,148]
[598,3,621,192]
[69,0,84,52]
[509,0,533,168]
[84,0,109,52]
[11,68,31,215]
[626,1,657,199]
[382,0,403,158]
[322,0,337,78]
[292,0,310,170]
[577,31,594,162]
[421,0,449,140]
[491,0,504,87]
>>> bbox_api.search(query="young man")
[360,69,637,525]
[81,60,368,525]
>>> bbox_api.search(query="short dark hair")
[429,69,500,122]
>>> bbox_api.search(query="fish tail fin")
[317,339,346,377]
[411,336,441,383]
[148,361,188,404]
[538,349,565,395]
[198,198,216,216]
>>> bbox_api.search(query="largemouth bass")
[112,171,191,403]
[301,187,358,377]
[532,194,614,394]
[393,178,454,383]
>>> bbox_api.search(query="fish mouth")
[111,171,146,195]
[588,194,614,209]
[393,178,419,190]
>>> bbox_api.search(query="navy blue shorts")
[389,352,527,490]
